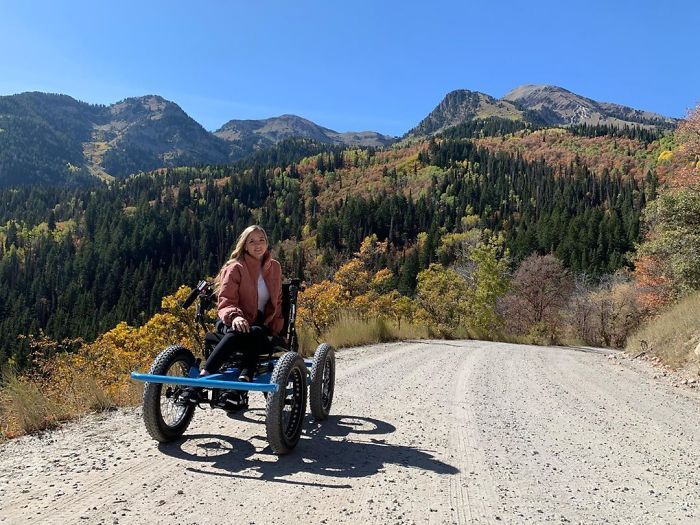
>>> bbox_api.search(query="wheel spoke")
[159,359,190,428]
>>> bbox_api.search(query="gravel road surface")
[1,340,698,524]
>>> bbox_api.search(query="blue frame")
[130,359,314,393]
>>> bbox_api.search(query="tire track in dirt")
[446,343,500,524]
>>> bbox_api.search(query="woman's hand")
[230,316,250,333]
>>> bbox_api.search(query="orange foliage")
[632,254,674,316]
[475,130,657,181]
[666,104,700,191]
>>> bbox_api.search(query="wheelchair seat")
[204,319,287,349]
[203,279,299,360]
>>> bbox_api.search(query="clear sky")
[1,0,698,136]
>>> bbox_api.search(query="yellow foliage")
[334,259,370,298]
[437,230,481,262]
[460,214,480,230]
[357,234,388,264]
[298,280,345,337]
[299,246,418,340]
[657,150,673,162]
[371,268,394,293]
[414,263,471,337]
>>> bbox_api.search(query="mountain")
[406,90,524,137]
[88,95,229,179]
[408,84,677,139]
[0,92,229,184]
[502,84,676,129]
[0,93,100,185]
[214,114,395,155]
[0,93,394,186]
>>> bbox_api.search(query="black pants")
[204,316,272,375]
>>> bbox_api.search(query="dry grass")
[298,315,430,354]
[0,369,69,438]
[0,365,123,438]
[625,292,700,369]
[320,316,428,349]
[77,375,117,412]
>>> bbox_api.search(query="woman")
[180,225,283,406]
[205,224,284,381]
[179,225,284,404]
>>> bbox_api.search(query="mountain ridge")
[214,113,395,154]
[0,85,677,185]
[406,84,677,139]
[407,89,525,137]
[503,84,677,128]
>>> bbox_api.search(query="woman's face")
[245,230,268,260]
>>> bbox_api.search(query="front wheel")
[309,343,335,420]
[142,345,196,442]
[265,352,307,454]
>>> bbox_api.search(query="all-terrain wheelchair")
[131,278,336,454]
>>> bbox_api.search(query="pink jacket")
[217,252,284,335]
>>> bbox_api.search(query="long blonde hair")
[214,225,269,292]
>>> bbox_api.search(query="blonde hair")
[214,225,269,292]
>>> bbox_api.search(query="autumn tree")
[501,253,572,343]
[297,280,344,338]
[298,236,405,337]
[635,191,700,301]
[668,103,700,191]
[467,238,510,336]
[568,274,640,347]
[414,263,470,337]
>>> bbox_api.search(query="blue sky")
[1,0,698,136]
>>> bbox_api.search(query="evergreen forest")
[0,124,664,369]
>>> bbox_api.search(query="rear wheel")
[265,352,307,454]
[143,345,196,442]
[309,343,335,420]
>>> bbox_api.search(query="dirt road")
[1,341,699,524]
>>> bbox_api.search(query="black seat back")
[281,282,292,336]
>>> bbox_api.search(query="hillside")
[0,122,664,368]
[0,93,99,185]
[89,95,230,178]
[474,127,662,181]
[0,93,229,184]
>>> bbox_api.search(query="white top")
[257,273,270,313]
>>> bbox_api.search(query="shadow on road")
[158,415,458,488]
